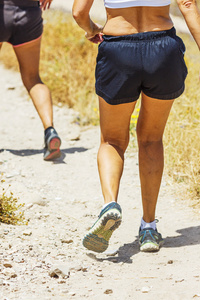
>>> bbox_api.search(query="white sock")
[141,218,156,230]
[102,201,116,210]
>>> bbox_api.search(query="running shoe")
[139,227,164,252]
[83,202,122,253]
[43,127,61,161]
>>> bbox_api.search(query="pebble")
[3,263,13,268]
[61,239,73,244]
[49,265,70,279]
[141,286,151,293]
[22,230,32,236]
[104,289,113,294]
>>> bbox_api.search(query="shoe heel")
[49,137,61,151]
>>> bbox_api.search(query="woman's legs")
[82,97,136,253]
[13,38,53,130]
[98,97,136,204]
[137,93,174,223]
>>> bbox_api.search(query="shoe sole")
[48,137,61,151]
[140,241,163,252]
[44,149,61,161]
[83,209,122,253]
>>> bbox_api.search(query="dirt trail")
[0,61,200,300]
[0,4,199,300]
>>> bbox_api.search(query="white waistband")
[104,0,171,8]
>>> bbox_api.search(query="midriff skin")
[103,5,173,35]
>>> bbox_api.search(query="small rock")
[3,268,17,278]
[3,263,13,268]
[104,289,113,294]
[95,272,104,278]
[104,249,119,256]
[23,230,32,236]
[167,260,173,264]
[141,286,151,293]
[61,239,73,244]
[6,172,19,178]
[49,265,70,279]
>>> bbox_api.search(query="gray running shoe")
[44,127,61,161]
[83,202,122,253]
[139,227,164,252]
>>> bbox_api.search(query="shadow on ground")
[86,225,200,264]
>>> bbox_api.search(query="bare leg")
[98,97,136,204]
[13,38,53,129]
[136,93,174,223]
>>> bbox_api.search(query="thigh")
[136,93,174,141]
[99,97,136,148]
[13,37,41,75]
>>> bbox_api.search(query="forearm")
[72,0,95,36]
[177,0,200,49]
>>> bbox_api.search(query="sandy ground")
[0,3,199,300]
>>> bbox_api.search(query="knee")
[21,70,41,91]
[136,127,163,148]
[137,135,163,150]
[101,135,129,155]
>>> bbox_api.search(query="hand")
[85,23,104,44]
[87,33,104,44]
[40,0,53,10]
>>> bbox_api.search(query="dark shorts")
[0,0,43,47]
[95,27,188,104]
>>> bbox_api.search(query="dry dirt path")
[0,63,200,300]
[0,5,199,300]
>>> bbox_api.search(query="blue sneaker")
[83,202,122,253]
[139,227,164,252]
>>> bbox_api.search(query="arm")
[40,0,53,11]
[177,0,200,50]
[72,0,103,44]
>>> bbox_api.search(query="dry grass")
[0,11,199,203]
[164,34,200,203]
[0,175,27,225]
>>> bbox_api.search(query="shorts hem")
[12,34,42,47]
[96,88,139,105]
[143,85,185,100]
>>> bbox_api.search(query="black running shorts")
[0,0,43,47]
[95,27,188,104]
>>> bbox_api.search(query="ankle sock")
[102,201,116,210]
[141,218,156,230]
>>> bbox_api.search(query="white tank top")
[104,0,171,8]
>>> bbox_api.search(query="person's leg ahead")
[83,96,136,253]
[13,38,61,160]
[14,37,52,130]
[137,92,174,251]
